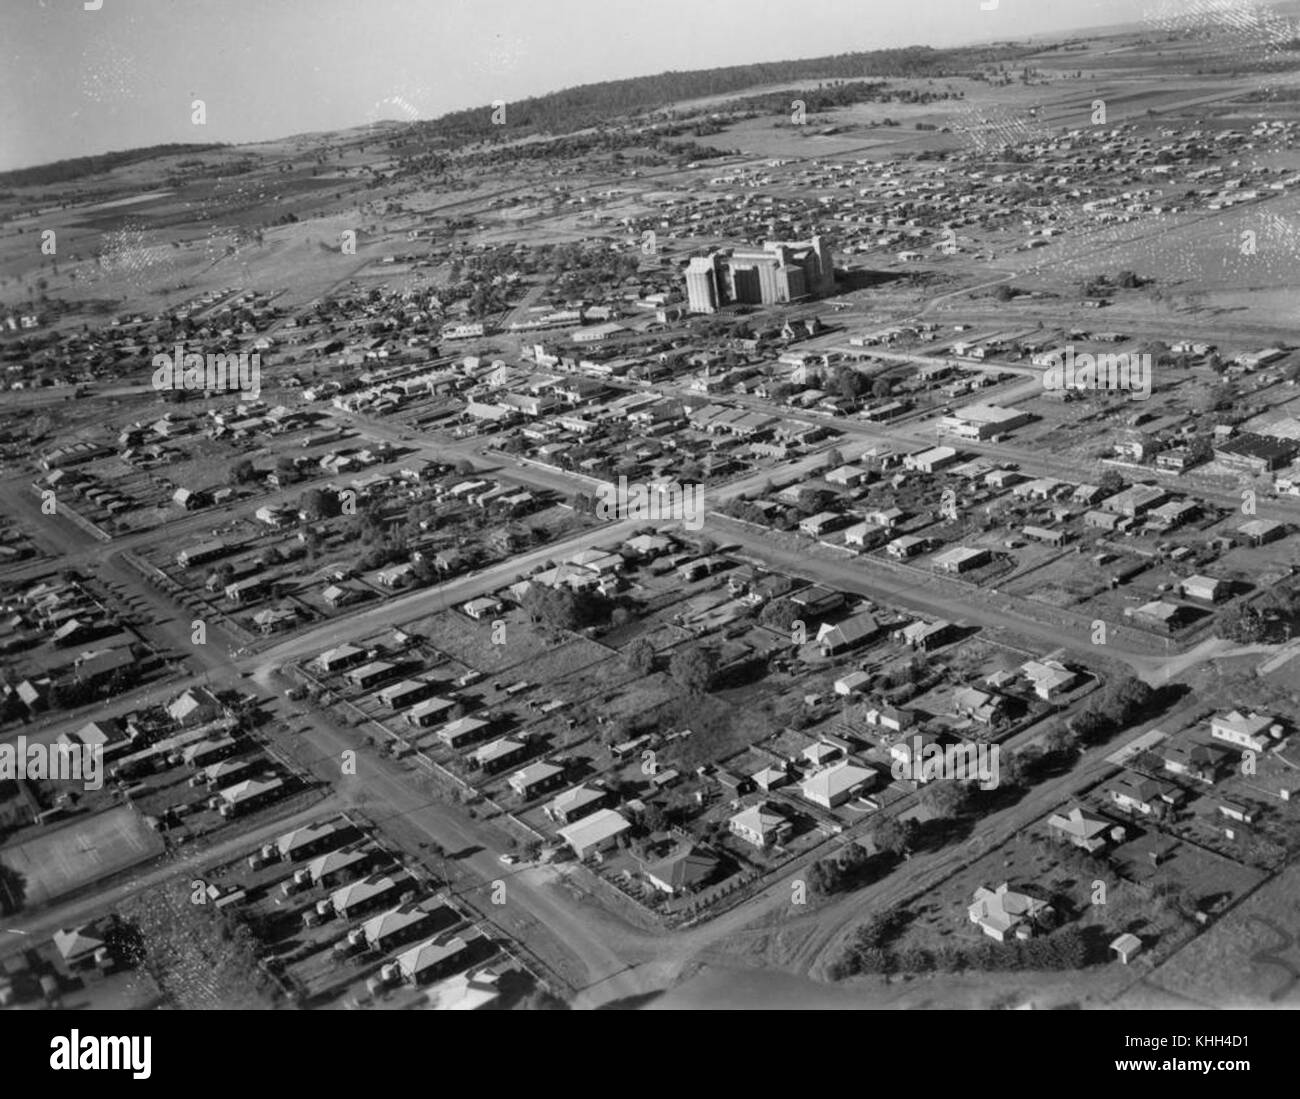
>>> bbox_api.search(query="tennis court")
[0,806,163,909]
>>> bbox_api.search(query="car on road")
[499,853,518,865]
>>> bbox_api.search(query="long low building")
[938,404,1033,441]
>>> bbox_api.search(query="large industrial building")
[685,236,835,314]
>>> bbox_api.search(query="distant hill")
[413,43,1034,144]
[4,43,1034,184]
[0,143,228,189]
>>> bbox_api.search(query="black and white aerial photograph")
[1,0,1297,1071]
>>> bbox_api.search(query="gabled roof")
[396,934,468,980]
[819,611,879,650]
[471,736,523,763]
[557,808,631,853]
[547,785,606,815]
[332,873,406,912]
[1047,805,1109,841]
[167,686,221,721]
[801,761,875,802]
[309,845,369,882]
[53,926,104,963]
[969,883,1051,936]
[730,802,788,835]
[644,848,718,891]
[509,760,563,789]
[219,776,283,805]
[362,899,448,944]
[277,819,340,858]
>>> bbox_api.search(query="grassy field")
[1138,861,1300,1007]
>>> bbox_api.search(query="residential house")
[1211,710,1282,753]
[557,808,632,859]
[1020,659,1078,702]
[1161,741,1230,784]
[470,737,530,775]
[1180,575,1228,603]
[342,661,394,692]
[729,802,793,849]
[817,611,880,657]
[544,784,614,826]
[642,848,719,895]
[404,696,457,729]
[1108,772,1184,816]
[1047,805,1119,853]
[800,761,878,809]
[396,933,471,985]
[315,644,368,674]
[167,687,224,728]
[968,883,1054,942]
[508,761,567,801]
[951,686,1007,727]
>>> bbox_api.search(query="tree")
[835,366,867,401]
[625,639,655,677]
[1041,722,1077,758]
[922,781,970,820]
[1098,470,1124,496]
[1195,382,1234,414]
[870,817,916,859]
[1218,604,1270,644]
[998,748,1031,790]
[807,860,837,896]
[871,377,892,399]
[1068,707,1111,745]
[759,599,801,632]
[230,458,257,485]
[668,645,718,695]
[299,488,341,520]
[1096,675,1154,728]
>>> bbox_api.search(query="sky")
[0,0,1208,172]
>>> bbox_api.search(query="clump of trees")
[832,920,1087,980]
[668,645,719,695]
[624,639,656,676]
[1065,675,1156,747]
[519,586,611,631]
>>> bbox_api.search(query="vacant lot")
[1138,862,1300,1008]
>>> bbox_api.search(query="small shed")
[1110,932,1143,965]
